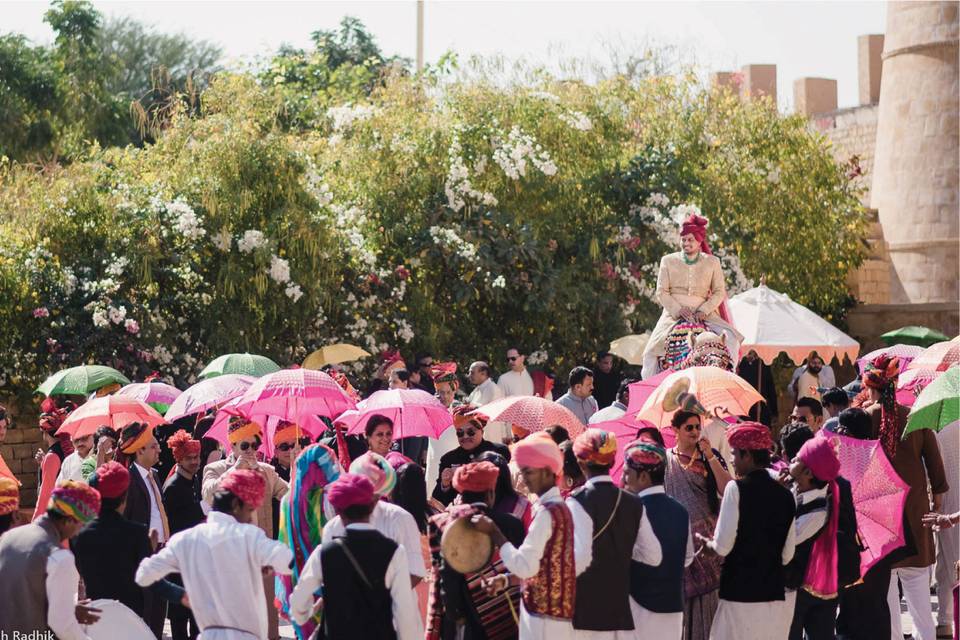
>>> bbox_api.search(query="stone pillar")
[711,71,739,93]
[794,77,838,116]
[858,34,885,105]
[871,1,959,304]
[740,64,777,103]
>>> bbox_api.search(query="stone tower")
[870,1,959,304]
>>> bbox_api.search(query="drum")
[441,516,493,574]
[84,599,155,640]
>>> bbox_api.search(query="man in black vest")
[622,440,694,639]
[568,428,662,639]
[289,473,423,639]
[698,422,796,640]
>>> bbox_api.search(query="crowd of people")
[0,212,954,640]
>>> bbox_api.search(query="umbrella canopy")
[339,389,453,439]
[198,353,280,380]
[37,365,130,397]
[302,343,371,369]
[856,344,925,374]
[590,417,664,487]
[230,368,356,423]
[625,371,672,414]
[205,403,326,459]
[608,334,650,366]
[164,374,256,422]
[899,340,960,389]
[57,396,166,438]
[472,395,584,437]
[834,433,910,575]
[728,284,860,365]
[904,367,959,437]
[116,382,182,414]
[881,326,950,348]
[637,366,763,427]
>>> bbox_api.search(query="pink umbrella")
[856,344,925,373]
[164,374,256,422]
[590,417,663,487]
[473,396,584,437]
[116,382,182,413]
[340,389,453,439]
[626,371,672,414]
[834,433,910,575]
[57,396,166,438]
[205,398,328,458]
[900,340,960,389]
[637,367,763,428]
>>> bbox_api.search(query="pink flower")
[547,239,558,251]
[601,262,617,280]
[367,273,382,286]
[32,307,50,318]
[124,319,140,335]
[394,265,410,280]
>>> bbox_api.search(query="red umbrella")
[57,396,166,438]
[473,396,584,437]
[833,433,910,575]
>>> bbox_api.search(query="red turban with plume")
[167,429,201,462]
[219,469,266,509]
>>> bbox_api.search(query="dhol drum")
[441,515,493,574]
[84,599,155,640]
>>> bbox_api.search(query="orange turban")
[227,415,262,444]
[452,461,500,494]
[0,477,19,516]
[119,422,153,454]
[273,420,301,445]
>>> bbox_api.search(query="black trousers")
[836,562,892,640]
[789,589,838,640]
[143,586,168,640]
[167,574,198,640]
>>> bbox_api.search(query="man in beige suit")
[202,416,288,640]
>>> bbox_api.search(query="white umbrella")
[728,284,860,365]
[608,333,650,365]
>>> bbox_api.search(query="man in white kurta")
[136,470,293,640]
[498,348,536,397]
[467,361,508,443]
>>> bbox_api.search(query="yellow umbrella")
[609,333,650,366]
[303,343,371,369]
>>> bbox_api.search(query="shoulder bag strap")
[334,538,373,590]
[592,489,623,541]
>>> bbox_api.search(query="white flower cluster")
[444,136,498,212]
[169,200,206,241]
[669,203,702,225]
[616,225,634,243]
[490,275,506,289]
[429,226,478,262]
[332,204,377,269]
[396,318,415,343]
[152,345,174,365]
[529,90,560,103]
[646,193,670,208]
[237,230,267,254]
[269,255,290,284]
[108,305,127,325]
[559,111,593,131]
[285,283,304,302]
[104,255,129,278]
[327,104,376,132]
[212,229,232,252]
[632,203,676,245]
[23,245,53,273]
[714,248,754,295]
[527,349,548,365]
[61,267,77,295]
[492,126,557,180]
[304,168,334,207]
[615,266,657,302]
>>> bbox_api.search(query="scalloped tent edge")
[728,284,860,366]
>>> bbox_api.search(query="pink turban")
[797,437,840,483]
[452,461,500,494]
[513,432,562,475]
[727,422,773,451]
[797,436,842,598]
[573,428,618,466]
[384,451,413,471]
[327,473,376,512]
[220,469,267,510]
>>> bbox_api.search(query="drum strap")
[592,490,622,541]
[334,538,373,590]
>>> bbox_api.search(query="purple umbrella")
[834,433,910,575]
[164,374,256,422]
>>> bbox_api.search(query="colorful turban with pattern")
[513,432,563,475]
[49,480,100,525]
[349,452,397,497]
[452,461,500,494]
[452,404,487,429]
[861,355,902,458]
[624,441,667,471]
[227,415,262,444]
[119,421,153,454]
[573,428,618,466]
[431,362,459,389]
[167,429,201,461]
[220,469,267,509]
[727,422,774,451]
[327,473,376,512]
[273,420,302,445]
[92,461,130,499]
[0,477,19,516]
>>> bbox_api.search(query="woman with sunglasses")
[432,412,510,506]
[663,410,732,640]
[269,421,310,537]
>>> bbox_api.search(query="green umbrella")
[198,353,280,380]
[904,367,959,437]
[881,326,951,348]
[36,365,131,397]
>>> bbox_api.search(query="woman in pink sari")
[663,410,733,640]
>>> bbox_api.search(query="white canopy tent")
[728,284,860,365]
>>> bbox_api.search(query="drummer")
[427,461,525,639]
[471,432,593,640]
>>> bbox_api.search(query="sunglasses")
[456,428,478,438]
[238,441,257,451]
[507,356,519,362]
[792,415,807,423]
[277,438,311,452]
[682,423,702,433]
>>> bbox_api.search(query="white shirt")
[134,462,166,544]
[322,500,426,578]
[497,369,535,397]
[135,510,293,639]
[566,476,663,567]
[704,419,733,467]
[636,485,696,568]
[709,478,797,564]
[589,402,627,425]
[498,486,594,579]
[47,547,90,640]
[57,451,93,483]
[467,377,504,406]
[290,523,423,640]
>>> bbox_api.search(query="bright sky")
[4,0,887,110]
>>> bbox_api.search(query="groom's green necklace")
[683,252,701,265]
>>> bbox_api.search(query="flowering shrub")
[0,67,866,396]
